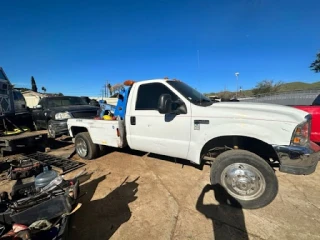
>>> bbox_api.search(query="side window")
[135,83,178,110]
[0,83,7,95]
[38,98,45,107]
[13,91,24,101]
[16,92,25,101]
[13,91,19,101]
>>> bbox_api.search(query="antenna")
[197,50,201,104]
[235,72,239,98]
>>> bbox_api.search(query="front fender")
[186,121,295,164]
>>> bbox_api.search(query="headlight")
[55,112,72,120]
[291,117,311,146]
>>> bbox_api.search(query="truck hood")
[205,102,309,124]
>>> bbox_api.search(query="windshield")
[81,97,91,104]
[47,97,87,107]
[167,81,212,106]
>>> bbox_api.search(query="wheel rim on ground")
[76,138,88,157]
[220,163,266,201]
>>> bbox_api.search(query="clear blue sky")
[1,0,319,96]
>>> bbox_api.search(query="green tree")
[252,80,283,96]
[310,52,320,73]
[31,76,38,92]
[41,86,47,93]
[217,91,234,100]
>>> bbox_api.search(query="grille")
[72,110,97,119]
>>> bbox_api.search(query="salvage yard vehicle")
[32,96,99,138]
[0,67,47,156]
[67,78,320,209]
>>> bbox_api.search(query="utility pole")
[106,80,109,98]
[235,72,239,98]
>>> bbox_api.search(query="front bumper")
[51,120,68,136]
[273,141,320,175]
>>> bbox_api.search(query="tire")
[47,120,55,138]
[75,132,99,160]
[210,149,278,209]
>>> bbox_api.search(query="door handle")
[130,116,136,125]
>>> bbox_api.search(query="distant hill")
[278,81,320,91]
[206,81,320,97]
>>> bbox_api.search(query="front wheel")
[210,150,278,209]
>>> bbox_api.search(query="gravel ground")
[1,142,320,240]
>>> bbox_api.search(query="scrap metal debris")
[21,152,86,174]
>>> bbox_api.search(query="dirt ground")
[1,141,320,240]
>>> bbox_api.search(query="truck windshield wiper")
[191,98,213,106]
[194,99,211,103]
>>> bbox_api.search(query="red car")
[241,91,320,144]
[293,95,320,143]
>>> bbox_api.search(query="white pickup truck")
[67,79,320,209]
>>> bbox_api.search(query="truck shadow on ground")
[147,153,210,170]
[104,146,209,170]
[45,137,73,150]
[196,184,249,240]
[69,175,139,240]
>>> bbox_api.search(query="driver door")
[127,82,191,159]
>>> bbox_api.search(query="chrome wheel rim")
[221,163,266,201]
[76,138,88,157]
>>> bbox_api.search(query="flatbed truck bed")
[0,130,48,156]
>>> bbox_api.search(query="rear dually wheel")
[75,132,99,160]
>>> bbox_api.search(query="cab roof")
[123,78,180,86]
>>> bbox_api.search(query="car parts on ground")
[0,168,85,239]
[21,152,86,175]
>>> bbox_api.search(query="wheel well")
[201,136,279,162]
[71,126,88,137]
